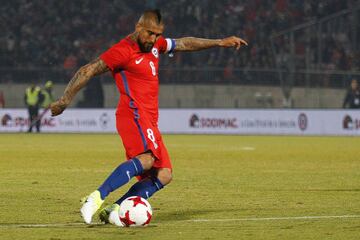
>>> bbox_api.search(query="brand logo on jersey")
[152,48,159,58]
[135,58,144,64]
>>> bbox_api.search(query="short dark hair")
[144,9,162,24]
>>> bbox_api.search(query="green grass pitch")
[0,133,359,239]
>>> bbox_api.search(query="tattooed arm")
[174,36,248,52]
[50,58,109,116]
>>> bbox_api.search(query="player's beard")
[138,40,154,53]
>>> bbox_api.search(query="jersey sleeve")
[100,42,131,71]
[157,36,176,54]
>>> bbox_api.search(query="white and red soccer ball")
[118,196,152,227]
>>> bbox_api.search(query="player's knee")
[157,168,172,186]
[136,152,155,171]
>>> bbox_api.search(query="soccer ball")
[118,196,153,227]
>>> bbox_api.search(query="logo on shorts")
[152,48,159,58]
[298,113,308,131]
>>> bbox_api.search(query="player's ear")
[135,23,142,33]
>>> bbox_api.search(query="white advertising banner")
[159,109,360,135]
[0,109,117,133]
[0,108,360,135]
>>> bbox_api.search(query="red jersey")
[100,36,175,125]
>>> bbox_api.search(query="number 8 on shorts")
[146,128,158,149]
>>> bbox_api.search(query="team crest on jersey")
[152,48,159,58]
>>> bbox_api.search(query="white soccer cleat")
[80,190,104,224]
[99,203,124,227]
[109,206,125,227]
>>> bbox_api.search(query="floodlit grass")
[0,133,359,239]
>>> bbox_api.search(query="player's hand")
[50,96,69,116]
[219,36,248,50]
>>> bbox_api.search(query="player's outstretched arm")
[50,58,109,116]
[174,36,248,52]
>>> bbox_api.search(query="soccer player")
[50,9,248,225]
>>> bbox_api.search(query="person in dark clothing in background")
[0,91,5,108]
[343,79,360,109]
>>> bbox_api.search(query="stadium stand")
[0,0,359,108]
[1,1,359,73]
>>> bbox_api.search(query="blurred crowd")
[1,0,360,83]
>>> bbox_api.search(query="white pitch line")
[241,146,255,151]
[184,215,360,222]
[0,223,102,228]
[1,215,359,228]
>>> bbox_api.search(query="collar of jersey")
[125,35,141,53]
